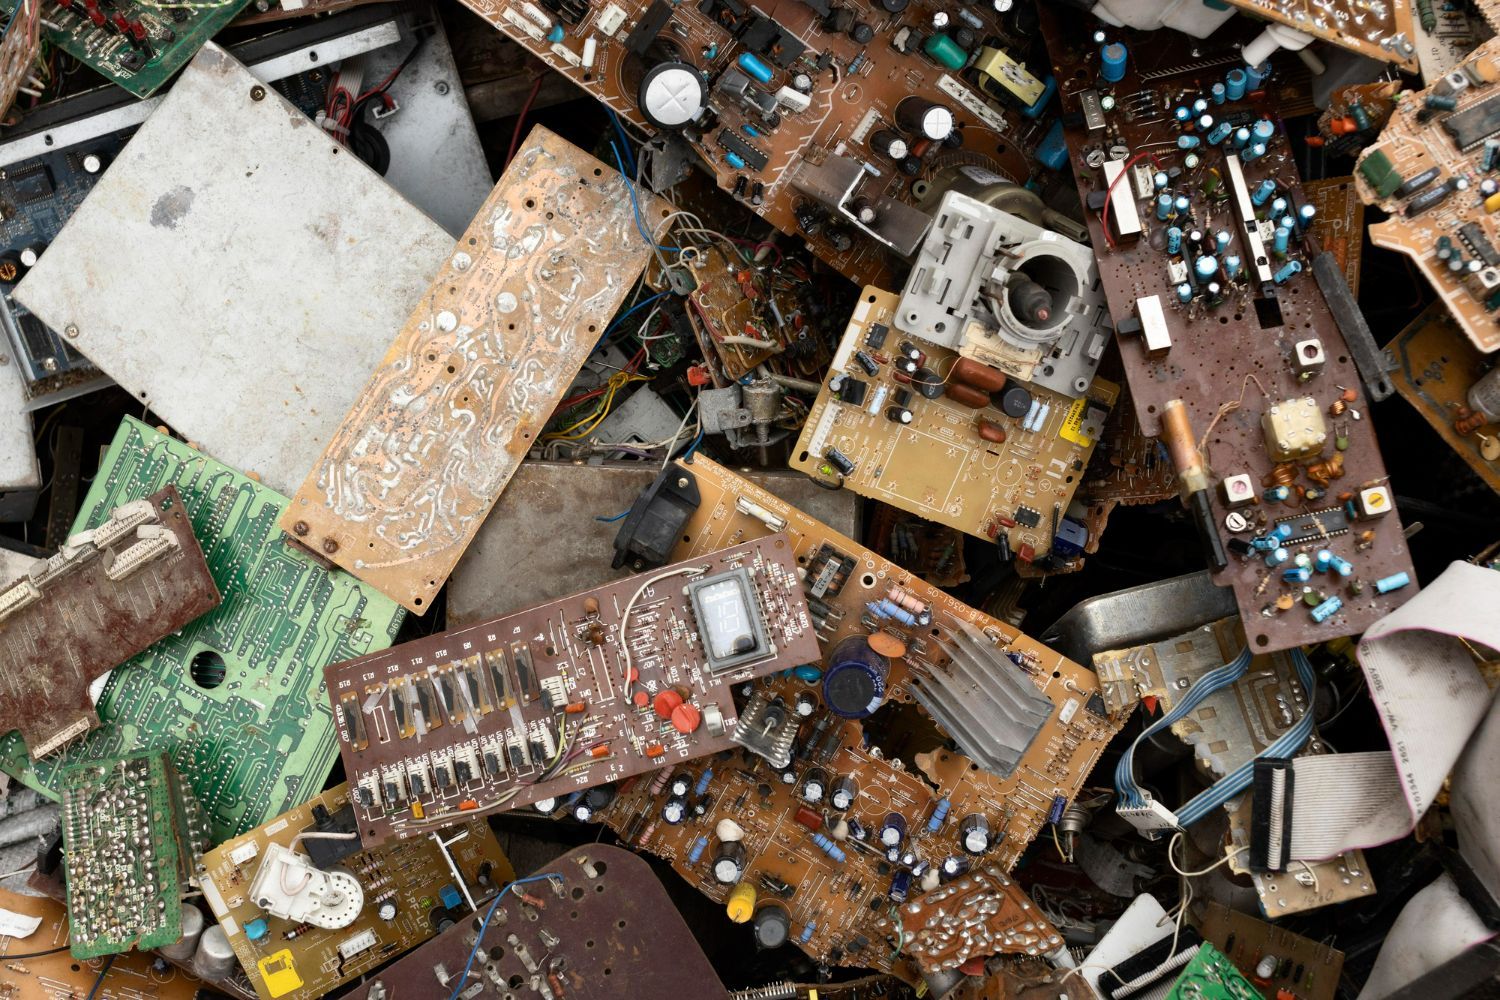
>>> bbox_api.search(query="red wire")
[1098,151,1159,250]
[505,74,545,169]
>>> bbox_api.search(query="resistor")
[885,585,929,622]
[688,836,709,863]
[649,770,671,796]
[694,769,713,796]
[811,833,847,862]
[637,820,658,845]
[867,598,917,626]
[927,797,951,832]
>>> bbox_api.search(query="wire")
[505,73,544,168]
[447,873,564,1000]
[85,954,114,1000]
[595,509,631,522]
[0,944,68,960]
[596,290,671,350]
[619,565,709,696]
[609,137,679,252]
[1099,150,1157,250]
[1166,831,1249,878]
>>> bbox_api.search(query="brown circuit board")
[341,845,728,999]
[788,288,1118,550]
[453,0,1047,286]
[1302,177,1366,295]
[1041,14,1417,652]
[601,679,1064,982]
[282,126,668,614]
[327,536,819,843]
[0,886,205,1000]
[1193,900,1343,1000]
[1222,0,1416,71]
[1080,378,1177,506]
[1391,302,1500,493]
[198,783,514,1000]
[669,456,1122,851]
[1355,25,1500,354]
[0,487,220,760]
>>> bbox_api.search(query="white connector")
[1116,797,1182,839]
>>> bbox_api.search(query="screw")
[250,85,266,102]
[434,80,450,95]
[64,323,78,339]
[322,538,339,554]
[677,477,689,488]
[292,520,309,536]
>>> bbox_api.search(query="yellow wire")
[544,373,648,441]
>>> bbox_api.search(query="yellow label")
[258,950,304,997]
[1058,397,1096,447]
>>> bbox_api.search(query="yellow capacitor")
[725,881,757,923]
[1485,191,1500,214]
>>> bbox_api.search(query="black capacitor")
[669,772,693,797]
[753,902,793,948]
[573,784,616,822]
[733,176,749,199]
[871,128,909,160]
[895,96,954,141]
[831,775,859,810]
[792,72,814,93]
[998,384,1033,418]
[662,796,689,824]
[941,129,963,150]
[996,532,1014,563]
[794,691,818,717]
[850,198,878,226]
[912,367,945,399]
[880,0,908,11]
[886,406,913,424]
[825,446,856,477]
[958,813,991,854]
[712,840,747,884]
[939,855,970,881]
[951,25,975,49]
[898,156,922,177]
[850,20,874,42]
[801,767,828,803]
[823,7,855,32]
[826,228,854,252]
[751,182,765,206]
[853,349,879,374]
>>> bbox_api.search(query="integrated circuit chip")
[1273,506,1351,544]
[1442,92,1500,149]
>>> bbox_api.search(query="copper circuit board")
[1222,0,1416,71]
[1355,17,1500,354]
[1042,14,1417,651]
[789,288,1118,549]
[1080,376,1177,506]
[603,675,1065,981]
[1194,899,1343,1000]
[283,126,668,614]
[0,487,220,760]
[454,0,1044,286]
[670,455,1123,855]
[1391,302,1500,492]
[199,783,514,1000]
[1303,176,1366,295]
[327,536,820,843]
[340,845,728,999]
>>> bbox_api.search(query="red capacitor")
[794,806,824,831]
[653,689,683,719]
[1017,543,1035,563]
[944,381,990,409]
[951,357,1008,392]
[671,702,701,734]
[976,419,1007,444]
[632,690,649,708]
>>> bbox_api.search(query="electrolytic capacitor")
[801,767,828,803]
[794,691,818,717]
[886,405,913,424]
[940,855,971,881]
[880,812,908,847]
[870,129,908,160]
[895,96,954,141]
[1174,194,1190,216]
[713,840,748,884]
[669,772,692,797]
[959,813,991,854]
[662,797,688,824]
[753,901,792,948]
[831,776,859,810]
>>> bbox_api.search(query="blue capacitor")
[1215,229,1231,252]
[726,152,747,169]
[1298,204,1317,231]
[1156,194,1173,221]
[793,663,823,683]
[928,798,951,832]
[879,813,908,848]
[688,836,709,863]
[1048,795,1068,823]
[1177,134,1200,149]
[1225,68,1247,101]
[1036,119,1069,171]
[812,833,847,863]
[1250,535,1276,551]
[1252,119,1276,143]
[1271,523,1293,541]
[1265,546,1290,567]
[1194,255,1218,279]
[1273,225,1291,257]
[1311,595,1343,623]
[1166,226,1183,254]
[1264,485,1291,503]
[1245,61,1270,89]
[1224,255,1243,279]
[1330,556,1355,577]
[1252,179,1276,205]
[1273,260,1302,284]
[1376,572,1412,594]
[1154,170,1169,190]
[1270,196,1289,218]
[1100,42,1129,82]
[694,769,713,796]
[889,870,913,903]
[1206,121,1232,145]
[1174,105,1192,124]
[940,856,970,882]
[1211,82,1227,104]
[799,923,815,944]
[742,124,760,137]
[1241,142,1267,162]
[737,51,774,84]
[1192,98,1208,115]
[1173,194,1190,216]
[867,599,917,626]
[1233,127,1251,149]
[1176,282,1193,304]
[1198,113,1214,132]
[1314,549,1334,572]
[823,636,889,719]
[245,918,269,942]
[1283,566,1312,583]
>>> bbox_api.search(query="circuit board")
[341,845,728,999]
[0,487,220,760]
[0,886,205,999]
[789,287,1117,551]
[602,676,1064,981]
[454,0,1046,286]
[327,536,819,843]
[0,417,406,841]
[0,133,130,402]
[1391,302,1500,492]
[283,126,667,615]
[1042,14,1417,652]
[1194,900,1343,1000]
[1302,177,1366,295]
[1080,378,1177,505]
[0,0,252,98]
[199,783,514,1000]
[670,455,1123,865]
[1355,22,1500,354]
[1221,0,1416,70]
[1166,942,1262,1000]
[60,751,210,958]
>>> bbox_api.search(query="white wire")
[619,565,710,697]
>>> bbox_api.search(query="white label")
[959,164,1006,186]
[0,909,41,939]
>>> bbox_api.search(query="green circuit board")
[0,0,252,98]
[0,417,404,840]
[1167,943,1264,1000]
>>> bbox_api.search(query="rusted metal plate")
[283,125,669,614]
[0,486,220,759]
[341,844,728,1000]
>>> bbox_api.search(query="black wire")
[0,944,69,960]
[86,953,115,1000]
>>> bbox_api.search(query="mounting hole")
[489,946,506,961]
[586,940,596,949]
[1255,634,1269,647]
[509,975,524,989]
[572,887,585,900]
[860,573,877,589]
[190,649,226,689]
[414,597,424,606]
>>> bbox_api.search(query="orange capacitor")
[945,381,990,409]
[459,798,479,811]
[653,689,684,719]
[589,744,610,758]
[564,701,586,714]
[977,419,1007,444]
[671,703,702,734]
[794,806,824,831]
[645,743,666,757]
[951,357,1008,392]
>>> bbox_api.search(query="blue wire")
[681,427,704,460]
[607,107,634,159]
[608,138,679,252]
[448,873,564,1000]
[596,289,670,349]
[595,509,631,522]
